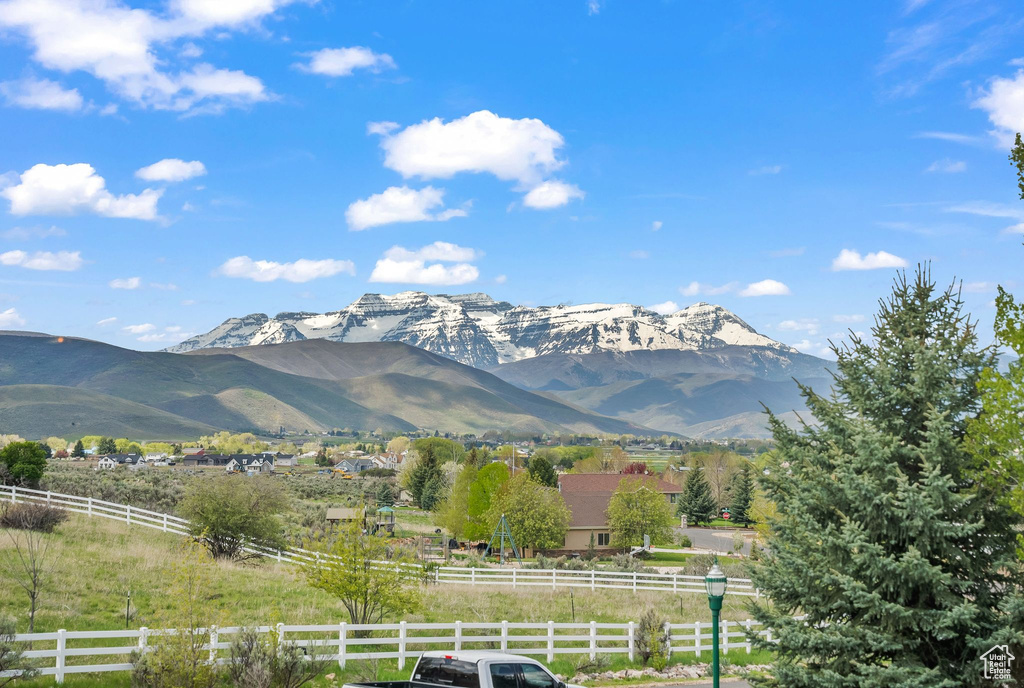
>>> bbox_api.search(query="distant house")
[224,455,274,474]
[369,452,402,471]
[181,448,205,456]
[97,456,117,470]
[556,473,683,553]
[182,454,232,468]
[338,458,375,473]
[272,453,296,467]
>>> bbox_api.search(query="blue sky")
[1,0,1022,356]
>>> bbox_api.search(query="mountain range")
[0,293,834,439]
[167,292,793,368]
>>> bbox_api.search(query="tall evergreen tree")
[96,437,116,455]
[749,268,1024,687]
[678,465,716,525]
[527,455,557,487]
[409,444,440,506]
[728,467,753,527]
[71,439,85,458]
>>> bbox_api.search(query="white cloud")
[651,220,662,231]
[179,42,202,58]
[150,282,179,290]
[833,314,866,324]
[629,250,649,259]
[972,70,1024,146]
[297,46,396,77]
[914,131,982,145]
[96,316,117,326]
[0,77,82,110]
[679,281,739,297]
[778,318,819,335]
[946,201,1024,234]
[1,163,162,220]
[831,249,908,271]
[0,0,288,113]
[369,242,480,286]
[749,165,783,175]
[123,323,155,334]
[136,158,206,182]
[345,186,467,231]
[739,279,790,297]
[494,274,507,284]
[925,158,966,173]
[768,246,805,258]
[648,300,679,315]
[0,225,66,240]
[791,338,834,358]
[522,180,584,209]
[0,249,83,271]
[962,281,996,293]
[0,307,25,327]
[109,277,141,289]
[217,256,356,283]
[374,108,572,188]
[587,0,601,15]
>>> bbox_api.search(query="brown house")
[557,473,683,553]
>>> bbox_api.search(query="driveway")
[678,527,755,556]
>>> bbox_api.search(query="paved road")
[679,527,754,556]
[661,681,750,688]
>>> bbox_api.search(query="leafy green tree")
[412,437,464,464]
[749,268,1024,687]
[179,477,288,560]
[0,442,47,487]
[435,464,476,538]
[728,467,754,527]
[314,447,330,467]
[115,438,142,454]
[303,518,419,629]
[678,466,716,525]
[606,476,675,548]
[465,462,509,539]
[485,473,570,550]
[96,437,117,455]
[527,455,557,487]
[71,440,85,458]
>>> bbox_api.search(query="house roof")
[558,473,683,495]
[563,492,613,529]
[326,507,365,521]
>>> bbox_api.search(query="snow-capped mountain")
[167,292,794,368]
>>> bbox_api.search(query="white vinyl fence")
[0,485,758,597]
[6,619,774,683]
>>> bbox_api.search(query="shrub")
[634,608,669,667]
[732,531,745,554]
[608,553,652,573]
[179,476,288,560]
[0,503,68,533]
[0,615,37,686]
[227,627,328,688]
[677,533,692,548]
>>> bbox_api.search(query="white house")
[97,456,117,470]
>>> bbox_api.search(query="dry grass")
[0,514,756,634]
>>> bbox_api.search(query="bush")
[0,502,68,532]
[179,476,288,560]
[0,615,36,686]
[677,533,692,548]
[228,627,328,688]
[634,608,669,667]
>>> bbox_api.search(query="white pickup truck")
[343,651,584,688]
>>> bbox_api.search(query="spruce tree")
[678,465,716,525]
[409,445,440,506]
[71,439,85,458]
[527,455,557,487]
[749,268,1024,687]
[728,467,753,527]
[375,481,395,507]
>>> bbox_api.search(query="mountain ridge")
[166,291,795,368]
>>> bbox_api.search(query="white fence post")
[512,569,517,589]
[721,619,728,653]
[11,485,16,503]
[338,622,347,669]
[126,504,131,525]
[88,496,93,516]
[455,621,462,651]
[672,573,677,593]
[162,513,168,532]
[591,569,596,591]
[552,569,557,591]
[55,628,66,683]
[694,622,701,658]
[500,620,508,653]
[663,622,672,660]
[208,625,218,664]
[139,627,148,653]
[277,623,285,657]
[547,621,554,663]
[589,621,597,660]
[471,568,476,586]
[632,572,637,593]
[398,621,407,670]
[745,620,752,654]
[627,621,635,662]
[46,490,52,506]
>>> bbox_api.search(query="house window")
[668,493,677,503]
[597,532,611,546]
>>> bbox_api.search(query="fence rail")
[0,485,758,596]
[3,619,774,683]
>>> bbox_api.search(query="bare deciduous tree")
[0,526,62,633]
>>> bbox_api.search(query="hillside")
[0,334,647,437]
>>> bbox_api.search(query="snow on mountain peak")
[167,292,794,364]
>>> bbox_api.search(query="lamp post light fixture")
[704,560,728,688]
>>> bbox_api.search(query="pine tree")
[409,445,440,506]
[375,481,395,507]
[728,467,753,527]
[527,455,557,487]
[97,437,116,455]
[749,268,1024,687]
[678,466,716,525]
[71,440,85,458]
